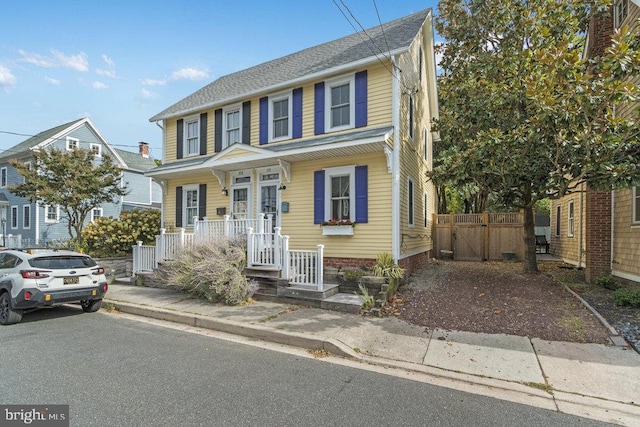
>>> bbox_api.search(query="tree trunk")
[522,184,538,273]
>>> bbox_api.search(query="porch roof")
[147,126,393,179]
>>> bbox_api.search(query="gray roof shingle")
[150,8,430,122]
[0,118,84,160]
[114,148,158,172]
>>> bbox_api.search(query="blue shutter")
[292,88,303,139]
[314,170,325,224]
[314,82,325,135]
[199,113,208,155]
[355,165,368,223]
[355,70,368,128]
[175,186,183,227]
[176,119,184,159]
[214,109,223,152]
[259,97,268,144]
[242,101,251,145]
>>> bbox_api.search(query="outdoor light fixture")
[278,185,287,191]
[221,188,229,196]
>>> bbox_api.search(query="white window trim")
[614,0,628,28]
[66,136,79,151]
[633,186,640,225]
[10,205,18,229]
[182,184,200,228]
[222,104,242,148]
[268,91,292,142]
[423,127,429,162]
[183,115,200,157]
[90,143,102,157]
[567,200,575,237]
[44,205,60,223]
[424,192,428,228]
[323,165,356,223]
[22,161,31,183]
[325,74,355,132]
[22,205,30,229]
[408,177,415,227]
[91,207,104,222]
[1,167,6,188]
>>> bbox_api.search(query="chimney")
[139,142,149,158]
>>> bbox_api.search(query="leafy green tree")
[10,148,128,245]
[433,0,639,272]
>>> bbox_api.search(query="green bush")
[371,252,405,280]
[82,208,161,257]
[356,283,375,311]
[612,288,640,308]
[159,239,258,305]
[594,274,620,290]
[343,269,365,282]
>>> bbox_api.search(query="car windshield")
[28,256,98,269]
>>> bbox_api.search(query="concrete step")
[277,284,339,301]
[321,293,362,314]
[243,266,281,279]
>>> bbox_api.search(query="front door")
[232,186,249,220]
[258,170,280,230]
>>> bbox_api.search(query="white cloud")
[136,88,157,103]
[18,49,88,72]
[0,65,17,87]
[92,81,108,89]
[141,78,167,86]
[95,54,116,78]
[44,76,61,85]
[171,67,208,81]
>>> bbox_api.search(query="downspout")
[578,182,584,269]
[391,55,401,263]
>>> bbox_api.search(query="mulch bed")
[392,260,616,344]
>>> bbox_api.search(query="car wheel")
[0,292,23,325]
[80,299,102,313]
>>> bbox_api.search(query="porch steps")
[321,293,362,314]
[243,266,281,280]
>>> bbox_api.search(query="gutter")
[149,48,409,123]
[391,55,401,263]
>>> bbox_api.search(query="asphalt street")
[0,305,613,426]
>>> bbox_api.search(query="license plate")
[63,276,79,285]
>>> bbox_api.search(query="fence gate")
[433,212,524,261]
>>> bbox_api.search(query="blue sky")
[0,1,439,160]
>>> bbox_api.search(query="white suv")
[0,249,108,325]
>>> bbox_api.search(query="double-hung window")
[1,167,6,188]
[91,208,103,222]
[10,206,17,229]
[555,204,561,236]
[45,205,60,223]
[224,107,241,148]
[23,205,30,229]
[325,76,355,131]
[66,137,79,151]
[184,185,199,228]
[408,178,415,227]
[408,95,415,139]
[325,166,355,222]
[568,200,575,237]
[184,117,200,156]
[614,0,628,28]
[269,93,291,142]
[90,143,102,157]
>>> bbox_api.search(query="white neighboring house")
[0,118,161,246]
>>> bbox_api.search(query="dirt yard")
[392,260,618,344]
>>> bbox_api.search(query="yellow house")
[551,0,640,286]
[147,9,438,278]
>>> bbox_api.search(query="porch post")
[316,244,324,291]
[224,215,231,238]
[247,227,254,267]
[258,213,265,234]
[133,241,142,274]
[158,228,166,261]
[274,227,281,269]
[282,235,290,280]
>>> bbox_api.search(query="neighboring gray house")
[0,117,161,246]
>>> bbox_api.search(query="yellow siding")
[282,152,392,259]
[162,173,226,230]
[550,189,587,266]
[218,147,257,161]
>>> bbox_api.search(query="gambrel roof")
[149,8,431,122]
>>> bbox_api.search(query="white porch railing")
[132,214,325,290]
[132,241,157,273]
[0,234,22,248]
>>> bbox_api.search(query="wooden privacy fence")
[433,212,524,261]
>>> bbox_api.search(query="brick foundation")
[325,250,432,277]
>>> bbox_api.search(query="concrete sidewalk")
[103,284,640,426]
